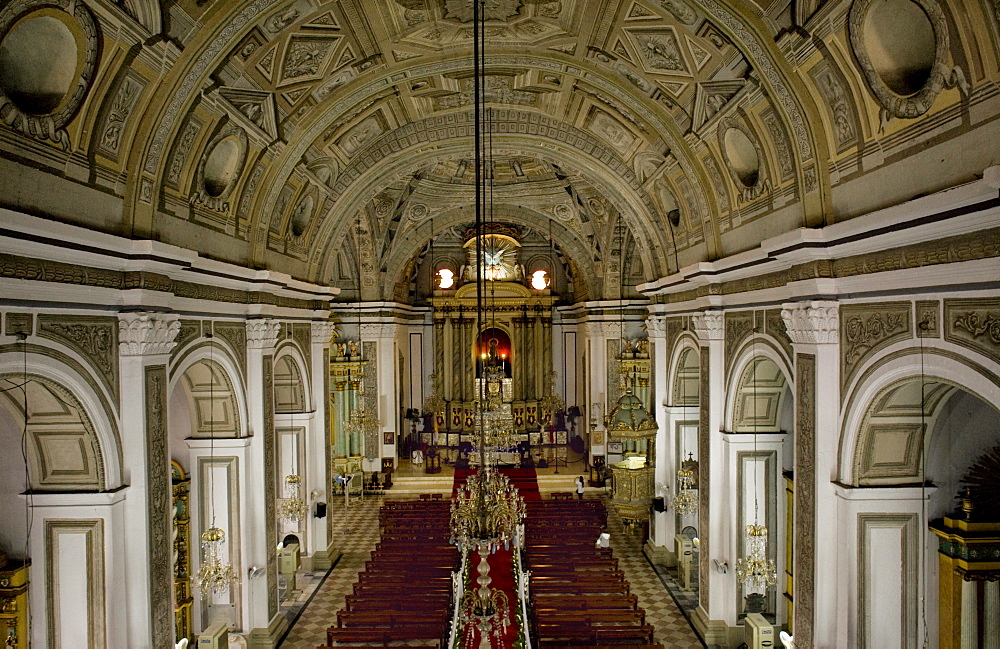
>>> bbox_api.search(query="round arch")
[724,336,794,434]
[377,203,603,301]
[838,342,1000,486]
[667,335,701,408]
[274,340,311,414]
[168,340,248,444]
[0,348,123,490]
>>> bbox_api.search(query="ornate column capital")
[246,319,281,350]
[360,322,398,340]
[585,321,622,340]
[691,311,724,342]
[310,320,339,345]
[781,301,840,345]
[646,315,667,339]
[118,312,180,357]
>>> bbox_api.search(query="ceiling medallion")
[444,0,521,22]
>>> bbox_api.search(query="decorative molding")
[262,354,278,619]
[764,309,793,360]
[37,315,119,401]
[118,313,181,356]
[173,320,202,354]
[698,346,710,609]
[857,514,919,648]
[310,321,339,346]
[945,298,1000,365]
[781,301,839,345]
[0,253,330,311]
[144,365,172,648]
[724,311,754,369]
[143,0,283,173]
[848,0,965,124]
[646,315,667,339]
[191,124,249,213]
[794,353,816,649]
[96,69,148,161]
[0,0,100,150]
[45,519,105,647]
[692,311,724,341]
[841,303,911,387]
[289,322,312,371]
[359,322,398,340]
[915,300,940,338]
[246,320,281,350]
[363,341,379,456]
[211,321,247,377]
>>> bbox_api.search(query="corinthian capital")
[311,320,339,345]
[691,311,724,341]
[118,313,180,357]
[246,319,281,349]
[781,301,839,344]
[646,315,667,339]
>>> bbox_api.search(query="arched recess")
[725,339,794,434]
[838,344,1000,487]
[669,337,702,409]
[169,339,248,452]
[273,344,310,415]
[837,344,1000,649]
[377,204,603,302]
[0,349,123,491]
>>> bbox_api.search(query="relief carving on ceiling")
[444,0,522,22]
[0,0,100,150]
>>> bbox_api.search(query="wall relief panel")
[944,298,1000,365]
[37,315,119,402]
[840,303,911,389]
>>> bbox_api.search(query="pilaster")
[361,322,400,466]
[647,316,673,555]
[244,319,281,638]
[781,301,840,649]
[691,311,726,624]
[308,321,338,568]
[117,312,179,648]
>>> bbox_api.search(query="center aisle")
[452,468,537,649]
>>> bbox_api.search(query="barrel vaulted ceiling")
[1,0,997,301]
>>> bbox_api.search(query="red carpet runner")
[453,468,538,648]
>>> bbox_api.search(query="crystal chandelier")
[277,474,308,522]
[459,552,511,649]
[450,468,524,551]
[672,453,699,515]
[424,373,446,416]
[192,526,238,596]
[539,370,564,418]
[735,523,777,590]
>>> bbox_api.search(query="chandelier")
[277,474,308,522]
[735,523,777,590]
[450,468,524,551]
[539,370,564,418]
[459,553,511,649]
[672,453,699,515]
[345,389,379,440]
[192,526,238,596]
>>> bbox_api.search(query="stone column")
[117,312,179,648]
[308,321,338,569]
[781,301,840,649]
[690,311,726,643]
[961,577,978,649]
[984,579,999,649]
[244,319,285,647]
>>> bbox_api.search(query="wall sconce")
[713,559,729,574]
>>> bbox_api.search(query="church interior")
[0,0,999,647]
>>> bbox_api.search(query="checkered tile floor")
[278,493,704,648]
